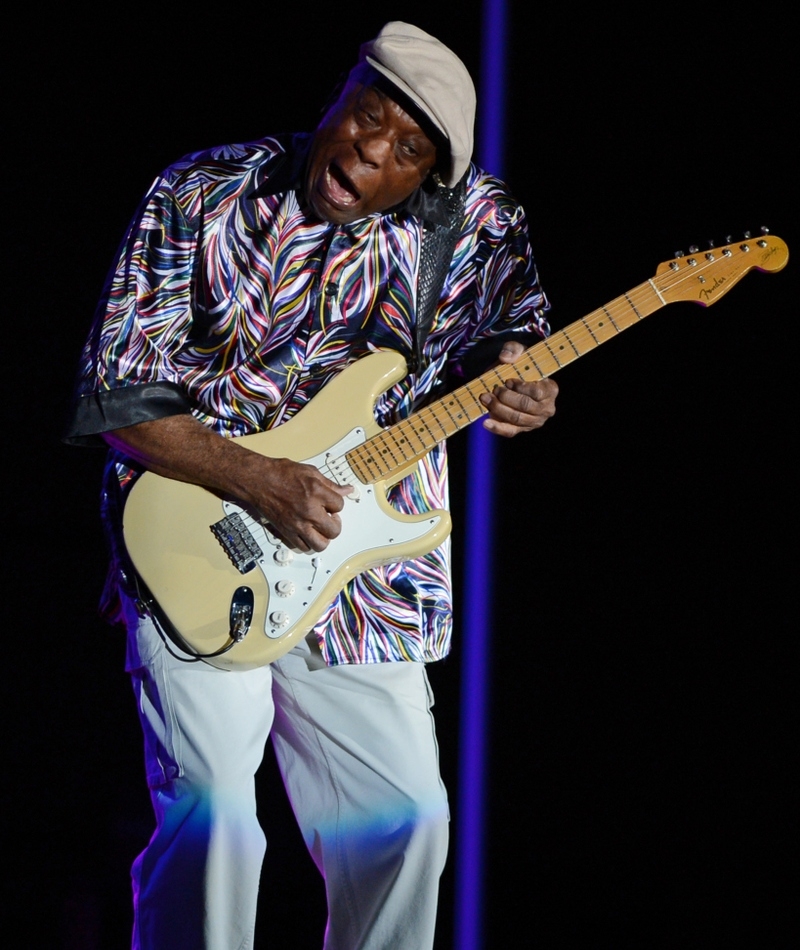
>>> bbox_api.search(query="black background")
[6,3,795,947]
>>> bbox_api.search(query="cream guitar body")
[123,351,450,671]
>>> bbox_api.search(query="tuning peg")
[760,225,770,234]
[674,250,684,258]
[688,245,699,254]
[743,231,751,239]
[708,239,715,248]
[725,235,733,244]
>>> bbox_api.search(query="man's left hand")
[479,340,558,438]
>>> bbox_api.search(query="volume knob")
[269,610,290,629]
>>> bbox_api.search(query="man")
[67,21,557,950]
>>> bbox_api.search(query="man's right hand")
[235,454,352,552]
[104,414,352,553]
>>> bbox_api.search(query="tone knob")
[269,610,290,628]
[275,579,295,597]
[274,546,294,565]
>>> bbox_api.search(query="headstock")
[654,230,788,307]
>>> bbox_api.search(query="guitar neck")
[343,231,789,484]
[346,278,664,484]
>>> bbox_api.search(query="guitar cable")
[132,573,240,663]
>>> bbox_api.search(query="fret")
[463,377,496,409]
[560,330,581,359]
[625,293,644,320]
[437,393,470,429]
[562,321,597,359]
[583,308,619,344]
[433,404,464,436]
[371,430,411,467]
[393,419,428,456]
[604,305,622,332]
[580,316,600,345]
[447,388,479,427]
[525,346,561,376]
[347,449,377,483]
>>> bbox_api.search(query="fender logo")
[699,275,727,301]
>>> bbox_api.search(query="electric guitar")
[123,232,789,670]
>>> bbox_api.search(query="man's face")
[304,81,438,225]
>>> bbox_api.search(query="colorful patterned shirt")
[67,134,550,666]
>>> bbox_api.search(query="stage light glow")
[454,3,508,949]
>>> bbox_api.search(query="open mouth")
[324,163,360,207]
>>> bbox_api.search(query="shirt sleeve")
[64,173,198,445]
[437,170,550,378]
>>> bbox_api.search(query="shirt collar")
[248,132,452,229]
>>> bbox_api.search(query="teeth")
[327,166,357,204]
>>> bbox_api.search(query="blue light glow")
[454,2,508,948]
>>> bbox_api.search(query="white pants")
[126,607,449,950]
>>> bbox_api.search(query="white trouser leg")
[270,636,450,950]
[127,612,274,950]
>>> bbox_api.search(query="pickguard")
[216,427,443,639]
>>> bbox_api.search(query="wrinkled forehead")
[342,63,447,153]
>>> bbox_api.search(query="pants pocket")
[129,619,184,788]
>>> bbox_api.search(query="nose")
[354,133,390,167]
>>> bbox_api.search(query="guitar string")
[347,281,658,479]
[337,238,776,484]
[369,237,771,467]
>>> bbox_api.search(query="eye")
[399,142,418,158]
[356,107,379,127]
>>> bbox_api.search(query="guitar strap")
[410,175,467,374]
